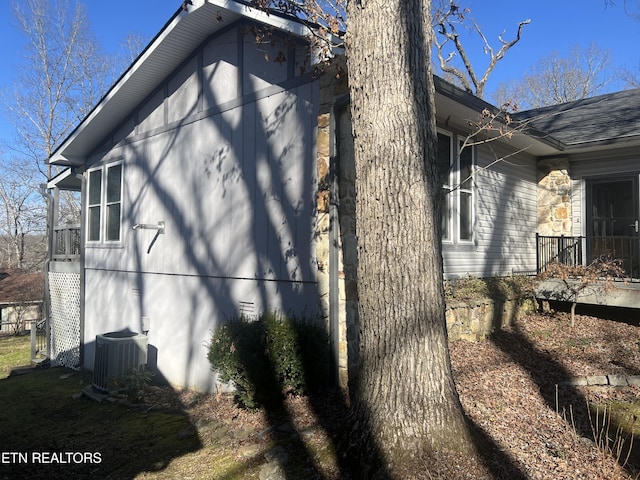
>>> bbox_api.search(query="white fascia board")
[47,168,81,191]
[205,1,344,60]
[46,168,70,189]
[49,154,85,167]
[48,5,195,166]
[206,0,312,37]
[48,0,336,166]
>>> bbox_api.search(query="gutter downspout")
[329,94,350,388]
[43,186,57,361]
[72,169,87,368]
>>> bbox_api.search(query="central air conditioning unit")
[92,331,148,392]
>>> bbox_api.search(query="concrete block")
[563,377,588,386]
[608,375,628,387]
[627,376,640,387]
[586,375,608,386]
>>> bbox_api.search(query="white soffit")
[47,167,81,191]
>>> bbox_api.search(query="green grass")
[589,401,640,473]
[0,334,31,379]
[0,335,342,479]
[0,336,202,479]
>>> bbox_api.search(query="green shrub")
[207,312,329,409]
[123,367,155,402]
[106,366,155,402]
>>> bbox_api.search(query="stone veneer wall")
[445,298,537,342]
[537,157,572,236]
[315,58,352,389]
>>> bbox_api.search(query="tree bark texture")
[345,0,474,473]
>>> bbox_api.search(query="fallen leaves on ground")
[451,310,640,480]
[141,309,640,479]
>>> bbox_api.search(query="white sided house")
[45,0,640,391]
[47,0,323,391]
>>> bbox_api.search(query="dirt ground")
[450,308,640,480]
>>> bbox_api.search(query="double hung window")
[436,131,474,243]
[437,132,453,241]
[87,162,123,243]
[458,142,473,241]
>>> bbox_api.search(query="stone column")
[537,157,572,236]
[315,57,351,390]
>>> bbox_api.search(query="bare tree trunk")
[346,0,474,475]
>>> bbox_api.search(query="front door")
[586,176,640,277]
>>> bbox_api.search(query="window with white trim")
[437,131,453,242]
[436,131,474,243]
[458,140,474,241]
[87,162,123,243]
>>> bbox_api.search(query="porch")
[537,234,639,278]
[536,234,640,310]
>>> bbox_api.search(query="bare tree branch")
[433,1,530,98]
[0,157,46,269]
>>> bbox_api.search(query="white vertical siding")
[83,24,319,391]
[167,56,199,124]
[243,37,290,93]
[137,89,164,134]
[203,29,240,108]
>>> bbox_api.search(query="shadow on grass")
[0,365,201,480]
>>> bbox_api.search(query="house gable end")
[90,21,313,159]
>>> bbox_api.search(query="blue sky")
[0,1,179,146]
[462,1,640,94]
[0,0,638,147]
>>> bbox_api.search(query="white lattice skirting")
[48,271,81,368]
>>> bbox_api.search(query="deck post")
[536,233,540,273]
[30,321,36,362]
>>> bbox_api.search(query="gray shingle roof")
[0,270,44,304]
[513,88,640,149]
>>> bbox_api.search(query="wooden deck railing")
[52,224,80,261]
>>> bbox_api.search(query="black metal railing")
[537,234,639,278]
[52,224,80,261]
[536,234,583,272]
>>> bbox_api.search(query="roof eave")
[434,76,567,156]
[564,133,640,153]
